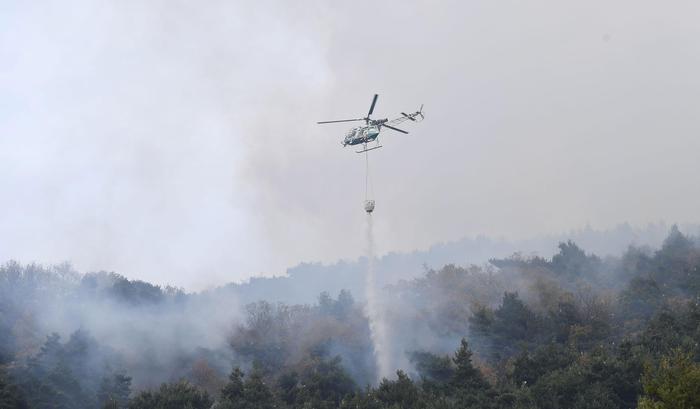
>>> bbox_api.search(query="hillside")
[0,226,699,408]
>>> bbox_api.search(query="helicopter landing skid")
[356,145,383,154]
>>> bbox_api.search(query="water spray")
[362,150,391,381]
[365,211,391,381]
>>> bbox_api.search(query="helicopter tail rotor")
[399,105,425,122]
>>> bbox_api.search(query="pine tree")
[97,372,131,409]
[220,367,245,404]
[376,370,420,408]
[242,364,275,408]
[452,338,489,391]
[451,339,493,408]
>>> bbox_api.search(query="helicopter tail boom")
[400,105,425,122]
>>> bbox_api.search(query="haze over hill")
[4,0,700,289]
[2,226,700,408]
[229,222,697,304]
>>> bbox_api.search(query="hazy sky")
[2,0,700,289]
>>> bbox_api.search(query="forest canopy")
[1,226,699,408]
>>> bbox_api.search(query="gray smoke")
[4,1,700,290]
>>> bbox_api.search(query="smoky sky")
[2,0,700,290]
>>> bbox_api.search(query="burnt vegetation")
[1,226,700,408]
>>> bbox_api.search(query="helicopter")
[317,94,424,153]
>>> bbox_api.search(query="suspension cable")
[365,151,369,200]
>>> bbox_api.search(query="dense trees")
[0,368,28,409]
[0,227,699,408]
[6,331,129,409]
[128,381,211,409]
[98,372,132,409]
[638,350,700,408]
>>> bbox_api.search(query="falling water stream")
[364,201,390,381]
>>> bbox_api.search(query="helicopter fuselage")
[343,125,380,146]
[316,93,421,151]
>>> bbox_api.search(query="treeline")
[219,223,692,307]
[1,227,700,408]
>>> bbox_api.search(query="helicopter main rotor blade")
[382,124,408,134]
[367,94,378,118]
[317,118,365,124]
